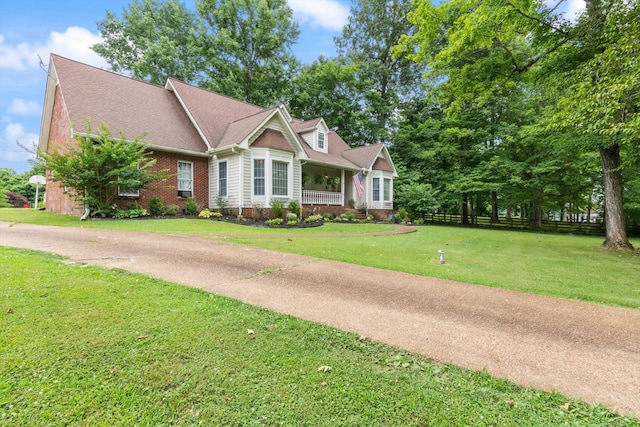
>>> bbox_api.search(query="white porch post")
[340,170,345,206]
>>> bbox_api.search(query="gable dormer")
[294,118,329,154]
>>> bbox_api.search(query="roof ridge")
[166,77,270,110]
[228,106,276,125]
[51,53,166,90]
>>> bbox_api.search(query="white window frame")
[218,160,227,197]
[272,160,288,197]
[254,159,265,196]
[317,131,325,150]
[384,178,392,202]
[372,177,380,202]
[118,187,140,197]
[177,160,193,198]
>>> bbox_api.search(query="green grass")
[1,247,636,425]
[227,226,640,309]
[1,208,639,309]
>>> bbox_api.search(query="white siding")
[242,151,252,208]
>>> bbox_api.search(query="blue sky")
[0,0,351,174]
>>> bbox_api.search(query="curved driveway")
[1,221,639,417]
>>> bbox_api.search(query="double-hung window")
[384,178,391,201]
[372,177,380,202]
[317,132,325,150]
[254,159,265,195]
[272,160,288,196]
[218,161,227,197]
[177,161,193,198]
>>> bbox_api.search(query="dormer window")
[318,131,326,150]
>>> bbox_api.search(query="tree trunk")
[461,193,469,225]
[599,144,633,250]
[490,191,499,223]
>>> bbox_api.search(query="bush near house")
[5,191,29,208]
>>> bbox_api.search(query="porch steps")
[344,208,368,220]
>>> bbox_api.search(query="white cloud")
[565,0,586,21]
[0,123,38,164]
[8,99,41,116]
[0,26,107,71]
[544,0,586,22]
[288,0,350,30]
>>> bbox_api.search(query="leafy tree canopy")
[93,0,300,106]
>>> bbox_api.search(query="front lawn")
[1,208,638,309]
[1,247,635,425]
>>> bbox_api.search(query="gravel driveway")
[1,221,639,417]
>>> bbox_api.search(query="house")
[39,54,398,217]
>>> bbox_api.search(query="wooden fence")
[422,214,620,236]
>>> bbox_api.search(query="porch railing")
[302,190,343,206]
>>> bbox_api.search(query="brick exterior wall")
[44,85,84,216]
[133,151,209,213]
[44,84,210,216]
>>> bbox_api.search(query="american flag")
[353,172,364,196]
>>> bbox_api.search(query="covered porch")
[301,165,352,206]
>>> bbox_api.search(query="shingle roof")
[167,78,267,149]
[373,157,394,172]
[341,143,385,170]
[251,128,294,152]
[47,55,396,177]
[218,108,278,148]
[299,131,360,169]
[290,118,322,133]
[50,54,207,154]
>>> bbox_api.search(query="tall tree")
[93,0,300,106]
[335,0,425,144]
[399,0,639,249]
[197,0,300,106]
[285,56,370,146]
[93,0,206,85]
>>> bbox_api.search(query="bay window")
[272,160,288,196]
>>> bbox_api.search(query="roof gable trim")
[165,79,212,151]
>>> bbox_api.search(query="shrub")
[0,191,11,208]
[397,207,409,221]
[149,196,164,216]
[304,214,323,223]
[198,208,213,218]
[113,206,148,219]
[271,199,284,219]
[340,212,356,222]
[287,220,297,226]
[216,196,230,215]
[237,214,244,221]
[287,199,301,217]
[266,218,283,227]
[164,205,180,216]
[252,203,265,221]
[5,191,29,208]
[211,211,222,218]
[286,212,298,223]
[394,183,439,221]
[185,197,198,215]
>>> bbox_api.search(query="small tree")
[41,121,169,217]
[394,183,440,221]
